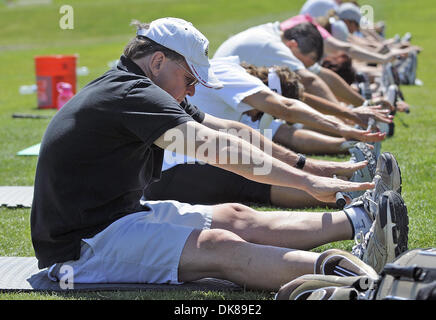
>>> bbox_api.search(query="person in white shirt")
[190,56,388,152]
[40,16,408,295]
[214,21,392,126]
[314,3,416,59]
[145,56,389,208]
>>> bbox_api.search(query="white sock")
[343,206,373,239]
[339,140,358,151]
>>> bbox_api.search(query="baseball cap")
[136,17,223,89]
[330,19,350,42]
[337,3,362,25]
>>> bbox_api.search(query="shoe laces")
[351,225,375,259]
[364,188,378,208]
[347,188,379,220]
[351,231,367,259]
[360,144,377,175]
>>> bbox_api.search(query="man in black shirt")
[31,18,408,290]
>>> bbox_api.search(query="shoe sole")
[379,191,409,261]
[348,143,378,198]
[350,143,376,179]
[388,123,395,137]
[383,64,397,87]
[406,53,417,85]
[377,152,402,195]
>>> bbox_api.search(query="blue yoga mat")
[17,143,40,156]
[0,257,240,292]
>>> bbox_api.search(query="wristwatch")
[295,154,306,170]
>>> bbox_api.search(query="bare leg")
[178,229,318,290]
[211,203,353,250]
[300,114,354,136]
[273,123,347,155]
[178,203,353,290]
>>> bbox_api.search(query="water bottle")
[76,66,89,76]
[56,82,74,110]
[19,84,37,95]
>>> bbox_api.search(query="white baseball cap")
[136,17,223,89]
[330,19,350,42]
[337,3,362,25]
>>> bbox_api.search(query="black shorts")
[144,163,271,205]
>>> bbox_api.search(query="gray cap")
[331,19,350,42]
[337,3,361,24]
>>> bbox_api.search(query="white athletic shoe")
[374,152,402,195]
[401,32,412,43]
[351,191,409,274]
[346,152,402,220]
[405,51,418,85]
[381,63,397,89]
[348,143,377,198]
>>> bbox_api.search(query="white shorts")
[48,200,214,285]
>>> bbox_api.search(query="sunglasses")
[174,61,199,87]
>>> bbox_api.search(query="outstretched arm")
[324,36,394,64]
[201,113,299,166]
[296,68,340,103]
[317,66,365,106]
[241,89,386,142]
[302,92,393,128]
[153,121,374,204]
[201,113,370,178]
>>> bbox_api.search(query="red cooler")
[35,55,77,109]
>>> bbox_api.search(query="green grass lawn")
[0,0,435,300]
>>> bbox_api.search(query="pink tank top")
[280,14,331,39]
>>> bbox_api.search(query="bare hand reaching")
[304,175,375,204]
[352,105,394,128]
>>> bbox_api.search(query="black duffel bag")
[376,248,436,300]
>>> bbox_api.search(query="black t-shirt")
[31,55,205,269]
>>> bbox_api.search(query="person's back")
[300,0,339,18]
[214,22,305,72]
[280,14,332,40]
[187,56,264,121]
[214,23,278,62]
[31,56,196,269]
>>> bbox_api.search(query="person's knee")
[212,203,258,232]
[196,229,253,278]
[198,228,246,250]
[272,123,297,147]
[178,228,247,281]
